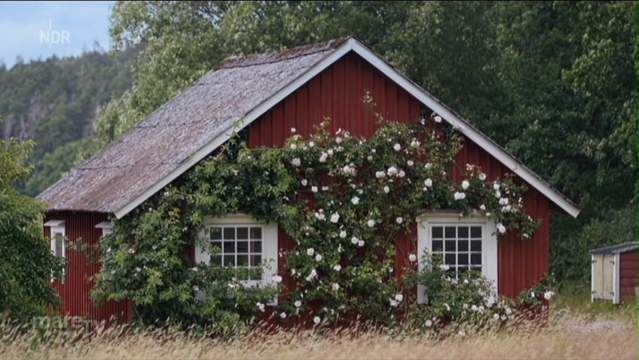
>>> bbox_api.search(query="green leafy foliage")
[0,116,64,323]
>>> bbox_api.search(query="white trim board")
[114,38,580,219]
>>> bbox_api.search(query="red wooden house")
[38,37,580,322]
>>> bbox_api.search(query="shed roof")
[38,37,580,219]
[590,242,639,255]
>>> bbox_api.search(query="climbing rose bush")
[93,105,539,331]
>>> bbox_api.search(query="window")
[417,214,497,303]
[208,225,264,280]
[195,215,278,287]
[44,220,66,282]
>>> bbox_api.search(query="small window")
[195,215,279,288]
[44,220,66,283]
[209,225,264,280]
[431,225,483,277]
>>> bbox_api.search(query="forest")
[0,1,637,323]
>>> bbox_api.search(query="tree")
[0,116,62,323]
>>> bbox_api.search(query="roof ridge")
[214,37,351,70]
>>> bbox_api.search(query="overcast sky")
[0,1,115,68]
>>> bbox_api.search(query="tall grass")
[1,303,636,360]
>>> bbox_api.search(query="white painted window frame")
[95,221,113,237]
[44,220,66,283]
[416,214,498,303]
[195,214,279,290]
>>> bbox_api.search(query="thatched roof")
[38,38,348,214]
[38,37,580,219]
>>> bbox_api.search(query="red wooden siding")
[45,211,131,323]
[247,52,552,297]
[620,251,638,302]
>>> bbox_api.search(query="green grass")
[552,283,638,323]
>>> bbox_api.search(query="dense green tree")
[0,116,63,323]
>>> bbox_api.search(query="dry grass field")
[2,294,636,360]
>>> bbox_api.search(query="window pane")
[432,226,443,238]
[223,241,235,254]
[458,226,469,238]
[55,238,63,257]
[237,241,249,253]
[250,227,262,239]
[237,255,249,266]
[458,253,469,265]
[224,228,235,240]
[445,240,456,252]
[224,255,235,266]
[458,240,469,252]
[445,226,456,238]
[211,241,222,254]
[251,241,262,253]
[432,240,443,252]
[250,255,262,266]
[237,227,249,239]
[471,253,482,265]
[471,226,482,238]
[210,255,222,265]
[458,267,468,274]
[471,240,482,252]
[210,227,222,240]
[445,253,456,265]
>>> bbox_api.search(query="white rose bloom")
[493,183,501,190]
[396,217,403,224]
[439,264,450,271]
[351,196,360,205]
[367,220,375,228]
[410,139,421,148]
[434,115,442,123]
[367,155,373,161]
[497,223,506,234]
[312,186,319,193]
[424,178,433,187]
[272,275,283,283]
[383,186,390,194]
[531,291,535,298]
[480,204,486,211]
[351,236,359,245]
[327,149,334,155]
[479,173,487,181]
[257,302,266,312]
[505,307,512,315]
[499,198,509,205]
[393,143,401,151]
[322,186,329,191]
[424,162,433,170]
[544,291,554,300]
[398,170,405,178]
[375,171,385,178]
[454,192,466,200]
[462,180,470,190]
[358,240,365,248]
[290,144,297,150]
[389,299,398,307]
[319,153,328,163]
[425,319,433,327]
[409,253,417,262]
[333,264,342,272]
[336,136,342,144]
[339,230,347,238]
[280,312,287,319]
[471,305,478,311]
[294,300,302,308]
[315,254,323,262]
[493,313,500,321]
[395,294,404,302]
[407,160,414,167]
[306,269,317,282]
[331,283,340,291]
[495,190,501,198]
[307,248,315,256]
[330,213,340,223]
[387,166,398,177]
[313,316,321,325]
[301,179,308,186]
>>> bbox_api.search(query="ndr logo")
[39,19,70,48]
